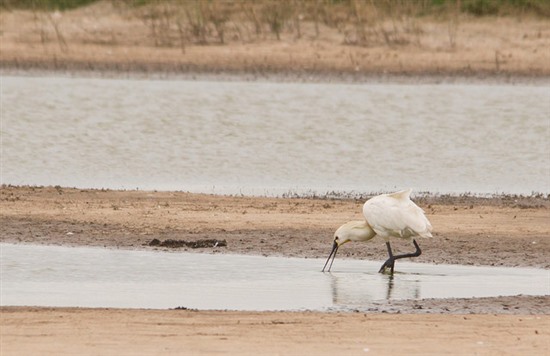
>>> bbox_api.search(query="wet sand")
[1,186,549,354]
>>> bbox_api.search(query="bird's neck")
[357,221,377,241]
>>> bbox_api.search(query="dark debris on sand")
[148,238,227,249]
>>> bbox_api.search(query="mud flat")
[2,186,549,268]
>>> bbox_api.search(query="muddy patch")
[148,238,227,249]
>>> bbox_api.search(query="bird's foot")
[378,258,395,274]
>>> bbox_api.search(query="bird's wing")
[363,191,432,238]
[398,200,433,238]
[386,188,413,201]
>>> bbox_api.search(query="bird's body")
[362,189,432,241]
[322,189,433,274]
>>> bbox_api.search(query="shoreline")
[3,184,549,202]
[3,64,550,86]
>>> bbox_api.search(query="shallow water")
[1,244,548,311]
[2,76,549,195]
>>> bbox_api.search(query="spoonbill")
[322,189,433,274]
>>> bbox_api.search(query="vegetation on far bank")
[2,0,549,48]
[2,0,548,76]
[3,0,550,17]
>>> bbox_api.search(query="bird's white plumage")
[324,189,433,273]
[362,189,432,241]
[334,220,375,242]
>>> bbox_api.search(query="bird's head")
[322,230,351,273]
[333,234,351,248]
[322,221,374,272]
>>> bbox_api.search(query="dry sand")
[1,307,549,356]
[1,186,549,354]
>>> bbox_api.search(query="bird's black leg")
[379,240,422,274]
[392,239,422,261]
[378,242,395,274]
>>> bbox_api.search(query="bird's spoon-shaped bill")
[322,241,339,272]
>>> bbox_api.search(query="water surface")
[2,76,549,195]
[1,244,548,311]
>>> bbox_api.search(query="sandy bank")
[1,2,549,81]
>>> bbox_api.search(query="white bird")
[322,189,433,274]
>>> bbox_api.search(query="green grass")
[460,0,550,16]
[2,0,548,16]
[0,0,99,10]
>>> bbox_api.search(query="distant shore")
[4,66,550,86]
[2,2,549,81]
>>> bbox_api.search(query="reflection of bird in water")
[328,273,421,305]
[386,275,394,299]
[330,274,394,304]
[323,189,433,274]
